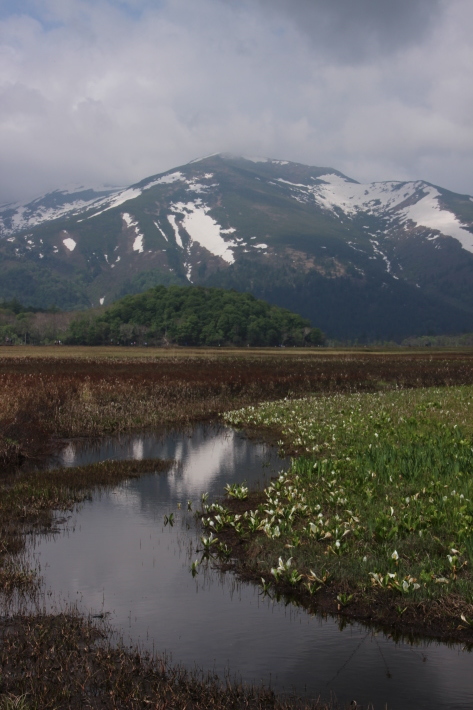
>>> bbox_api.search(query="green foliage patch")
[220,386,473,612]
[65,285,325,347]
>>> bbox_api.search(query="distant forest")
[63,286,325,347]
[2,288,473,347]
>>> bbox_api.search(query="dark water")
[32,426,473,710]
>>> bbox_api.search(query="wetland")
[2,347,473,708]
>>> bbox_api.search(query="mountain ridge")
[1,154,472,340]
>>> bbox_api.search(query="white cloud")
[0,0,472,204]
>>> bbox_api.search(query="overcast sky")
[1,0,472,204]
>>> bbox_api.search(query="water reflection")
[57,426,274,498]
[33,426,473,710]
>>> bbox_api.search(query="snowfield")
[169,201,237,264]
[62,237,76,252]
[276,173,473,254]
[154,222,168,241]
[399,187,473,253]
[89,188,143,219]
[167,215,184,248]
[122,213,144,253]
[143,172,184,190]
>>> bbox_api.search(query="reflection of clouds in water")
[167,432,236,498]
[57,425,276,507]
[36,427,473,707]
[132,438,144,460]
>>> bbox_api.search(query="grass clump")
[216,386,473,639]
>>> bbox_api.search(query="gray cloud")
[248,0,444,62]
[0,0,472,204]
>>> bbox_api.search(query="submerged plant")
[190,560,199,577]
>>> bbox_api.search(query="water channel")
[31,425,473,709]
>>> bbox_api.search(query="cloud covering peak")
[0,0,472,204]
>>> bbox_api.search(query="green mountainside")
[65,285,324,346]
[1,154,473,340]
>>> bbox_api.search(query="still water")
[32,426,473,709]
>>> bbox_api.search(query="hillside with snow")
[1,154,472,340]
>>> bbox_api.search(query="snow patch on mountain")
[143,172,184,190]
[167,215,184,248]
[122,213,144,253]
[189,154,219,164]
[169,201,237,264]
[245,156,270,163]
[186,180,210,194]
[278,174,473,253]
[309,175,422,216]
[0,194,108,235]
[133,235,143,253]
[0,172,185,233]
[122,213,135,229]
[370,238,391,272]
[398,186,473,253]
[63,237,76,251]
[185,261,193,282]
[278,174,421,216]
[244,156,289,165]
[184,173,218,195]
[154,222,168,241]
[89,188,142,219]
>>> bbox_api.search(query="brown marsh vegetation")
[2,347,473,708]
[2,348,473,465]
[0,612,343,710]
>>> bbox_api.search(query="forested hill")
[65,285,325,346]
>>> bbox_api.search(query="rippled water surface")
[32,426,473,710]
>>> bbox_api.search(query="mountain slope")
[1,154,473,340]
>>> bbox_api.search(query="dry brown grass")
[2,350,473,467]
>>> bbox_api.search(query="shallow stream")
[31,425,473,709]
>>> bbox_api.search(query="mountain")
[1,154,473,340]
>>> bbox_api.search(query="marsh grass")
[2,351,473,702]
[219,386,473,639]
[2,351,473,467]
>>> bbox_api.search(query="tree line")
[65,286,325,347]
